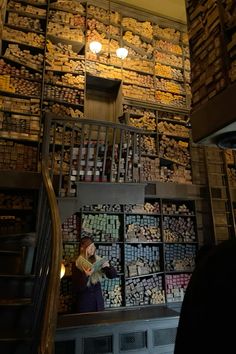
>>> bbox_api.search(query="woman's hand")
[102,261,110,268]
[82,266,93,276]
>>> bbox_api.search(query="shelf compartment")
[125,273,165,306]
[96,243,122,273]
[16,0,48,7]
[125,243,162,277]
[3,53,43,72]
[4,22,44,35]
[2,27,45,50]
[163,215,196,243]
[6,8,46,20]
[47,34,84,53]
[49,1,85,15]
[157,120,190,138]
[0,95,40,116]
[164,243,197,272]
[101,276,123,309]
[123,40,153,60]
[81,213,122,243]
[43,98,83,109]
[125,214,161,243]
[166,273,191,303]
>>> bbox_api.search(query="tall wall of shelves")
[186,0,236,111]
[0,0,46,171]
[59,198,198,313]
[0,0,193,185]
[44,0,86,119]
[185,0,236,144]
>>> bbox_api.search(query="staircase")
[0,232,35,353]
[0,165,62,354]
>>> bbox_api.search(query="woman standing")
[72,236,117,313]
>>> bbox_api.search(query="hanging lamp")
[88,0,128,59]
[116,47,128,59]
[89,40,102,54]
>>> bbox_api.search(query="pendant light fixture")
[88,0,128,59]
[116,47,128,59]
[89,40,102,54]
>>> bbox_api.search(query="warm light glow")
[89,41,102,54]
[60,263,65,279]
[116,47,128,59]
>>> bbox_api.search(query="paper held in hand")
[77,255,107,272]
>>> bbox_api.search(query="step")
[0,232,36,246]
[0,275,35,300]
[0,302,33,331]
[0,170,41,189]
[0,250,23,275]
[0,234,36,274]
[0,298,32,306]
[0,249,21,255]
[0,338,33,354]
[0,329,32,341]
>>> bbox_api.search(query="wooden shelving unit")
[186,0,236,144]
[59,198,198,313]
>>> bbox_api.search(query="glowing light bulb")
[89,41,102,54]
[60,263,65,279]
[116,47,128,59]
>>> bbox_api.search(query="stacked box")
[96,243,122,272]
[101,277,122,308]
[125,244,161,277]
[165,244,197,271]
[125,214,161,242]
[163,216,196,242]
[125,274,165,306]
[186,0,230,109]
[82,213,121,242]
[166,273,191,303]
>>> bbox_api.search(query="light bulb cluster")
[89,41,128,59]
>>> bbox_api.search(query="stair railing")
[42,112,144,197]
[32,158,62,354]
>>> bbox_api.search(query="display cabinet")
[59,198,198,313]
